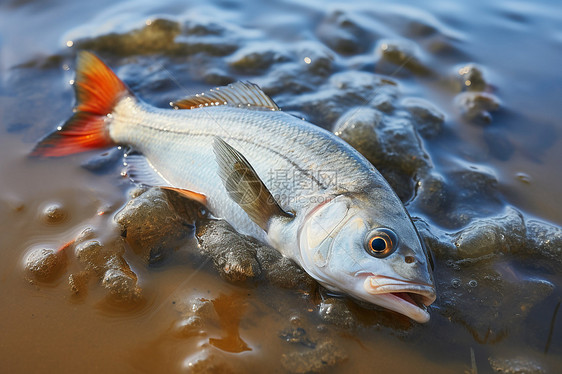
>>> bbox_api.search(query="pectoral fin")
[213,137,292,231]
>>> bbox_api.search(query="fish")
[32,51,436,323]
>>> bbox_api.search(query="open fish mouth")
[362,275,436,323]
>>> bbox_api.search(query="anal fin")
[124,153,206,206]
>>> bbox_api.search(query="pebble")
[40,202,68,225]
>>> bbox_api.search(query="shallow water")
[1,0,562,373]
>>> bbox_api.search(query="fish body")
[33,52,436,322]
[111,96,375,243]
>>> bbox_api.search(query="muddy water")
[1,0,562,373]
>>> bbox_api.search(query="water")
[1,0,562,373]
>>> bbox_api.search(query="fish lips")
[360,274,436,323]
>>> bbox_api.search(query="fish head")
[297,193,436,323]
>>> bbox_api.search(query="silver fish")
[33,52,436,322]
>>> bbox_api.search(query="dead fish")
[32,52,436,322]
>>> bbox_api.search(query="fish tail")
[31,51,130,157]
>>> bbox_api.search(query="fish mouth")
[361,275,436,323]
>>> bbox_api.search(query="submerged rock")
[72,227,142,301]
[102,268,141,301]
[401,97,445,138]
[284,71,399,128]
[76,18,183,56]
[40,202,68,225]
[68,271,90,296]
[526,220,562,265]
[24,247,66,283]
[318,297,356,329]
[280,339,347,373]
[452,63,488,92]
[437,257,554,342]
[279,326,316,349]
[453,207,526,259]
[228,43,290,73]
[376,39,432,76]
[455,91,500,124]
[317,10,370,55]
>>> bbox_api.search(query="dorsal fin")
[171,81,280,111]
[213,137,292,231]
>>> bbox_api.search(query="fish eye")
[364,228,398,258]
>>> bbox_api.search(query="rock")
[173,315,204,338]
[68,271,90,296]
[318,297,356,329]
[75,240,112,275]
[175,297,220,326]
[297,41,334,77]
[411,171,450,218]
[195,219,261,282]
[176,35,239,57]
[455,91,500,124]
[279,326,316,348]
[317,10,369,55]
[75,226,97,244]
[453,207,526,259]
[255,247,316,291]
[280,339,347,373]
[401,97,445,138]
[437,257,554,342]
[259,63,316,96]
[283,70,399,128]
[102,268,141,301]
[442,164,503,226]
[488,356,545,374]
[40,202,68,225]
[376,39,432,76]
[24,247,66,282]
[76,18,183,56]
[453,63,488,92]
[114,187,194,264]
[526,220,562,265]
[333,106,432,201]
[414,218,455,259]
[72,227,141,300]
[183,20,225,36]
[195,219,315,290]
[228,43,290,72]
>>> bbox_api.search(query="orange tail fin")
[31,52,130,157]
